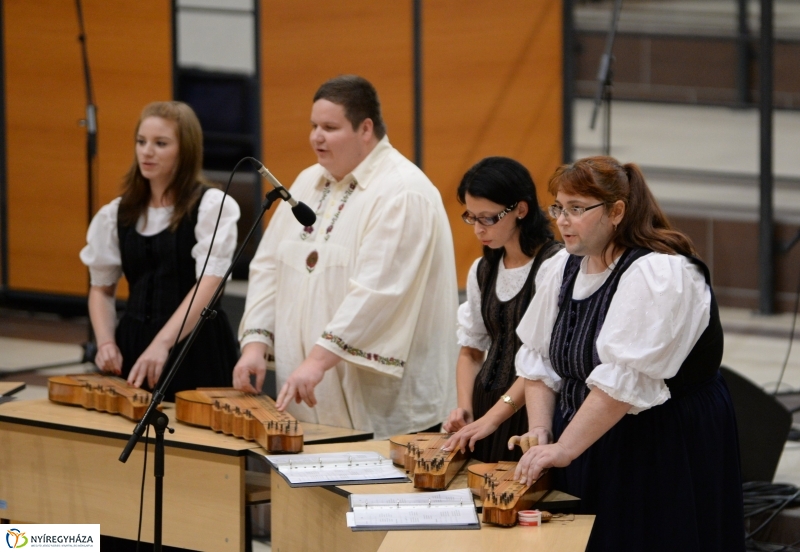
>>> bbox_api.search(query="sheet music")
[346,488,480,531]
[263,451,408,487]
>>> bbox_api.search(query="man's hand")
[275,345,342,411]
[233,343,269,394]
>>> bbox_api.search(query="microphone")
[249,159,317,227]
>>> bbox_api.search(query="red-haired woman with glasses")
[513,156,744,551]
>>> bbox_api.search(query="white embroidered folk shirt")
[515,249,711,414]
[239,136,459,439]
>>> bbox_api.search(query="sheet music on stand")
[346,488,480,531]
[263,451,409,487]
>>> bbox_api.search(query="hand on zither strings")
[233,343,269,394]
[442,407,473,433]
[275,360,326,410]
[442,415,498,454]
[275,345,341,411]
[511,429,570,486]
[128,341,169,389]
[95,341,123,375]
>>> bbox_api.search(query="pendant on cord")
[306,250,319,273]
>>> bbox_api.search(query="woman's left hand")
[128,341,170,389]
[514,442,574,485]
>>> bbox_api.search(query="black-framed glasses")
[548,202,604,220]
[462,202,518,226]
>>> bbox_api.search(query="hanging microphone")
[249,159,317,227]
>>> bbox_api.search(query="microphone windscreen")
[292,202,317,227]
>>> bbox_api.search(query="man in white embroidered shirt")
[233,75,458,439]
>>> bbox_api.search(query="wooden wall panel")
[260,1,414,200]
[4,0,172,296]
[425,0,563,286]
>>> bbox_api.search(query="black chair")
[720,365,793,483]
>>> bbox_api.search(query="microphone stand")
[118,186,286,552]
[589,0,622,156]
[76,0,99,364]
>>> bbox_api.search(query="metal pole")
[758,0,774,314]
[0,0,8,291]
[413,0,423,170]
[736,0,751,106]
[562,0,574,163]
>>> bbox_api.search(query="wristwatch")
[501,394,519,413]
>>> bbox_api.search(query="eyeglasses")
[462,203,518,226]
[548,202,604,220]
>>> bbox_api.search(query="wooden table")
[0,382,25,396]
[0,398,371,551]
[270,441,595,552]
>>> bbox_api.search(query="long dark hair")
[458,156,553,265]
[118,101,208,231]
[548,156,696,259]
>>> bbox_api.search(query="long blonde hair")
[118,101,208,231]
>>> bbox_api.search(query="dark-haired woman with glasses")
[442,157,561,462]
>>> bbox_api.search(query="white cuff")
[456,326,491,351]
[515,345,562,392]
[587,362,671,414]
[89,266,122,287]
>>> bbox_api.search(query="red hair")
[548,156,696,258]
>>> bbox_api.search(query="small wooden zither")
[388,433,467,490]
[48,374,155,421]
[467,461,551,526]
[466,435,552,526]
[174,388,303,453]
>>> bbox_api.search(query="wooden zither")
[467,461,552,526]
[48,374,156,421]
[174,388,303,453]
[466,435,553,526]
[389,433,468,490]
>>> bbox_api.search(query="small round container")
[518,509,542,526]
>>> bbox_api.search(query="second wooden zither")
[174,388,303,453]
[389,433,467,490]
[48,374,155,421]
[467,461,551,526]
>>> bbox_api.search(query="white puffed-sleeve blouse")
[515,248,711,413]
[79,189,240,285]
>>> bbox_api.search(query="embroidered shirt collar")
[317,135,392,190]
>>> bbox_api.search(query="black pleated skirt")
[116,309,237,402]
[552,371,746,552]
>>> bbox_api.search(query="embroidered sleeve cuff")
[586,362,671,414]
[515,345,562,392]
[317,331,405,378]
[240,328,275,351]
